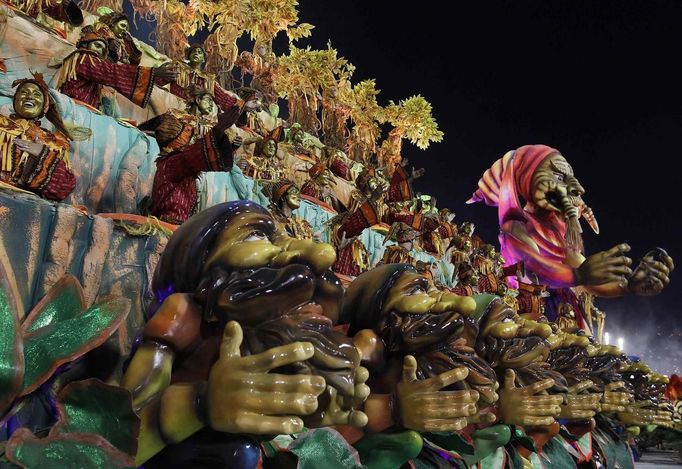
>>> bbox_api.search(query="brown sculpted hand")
[577,244,633,286]
[309,366,370,428]
[600,381,633,413]
[559,381,602,420]
[397,355,479,432]
[627,249,674,296]
[498,369,563,426]
[618,401,656,426]
[207,321,326,434]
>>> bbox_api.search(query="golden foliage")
[384,95,444,150]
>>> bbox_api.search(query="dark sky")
[295,0,682,372]
[129,0,681,372]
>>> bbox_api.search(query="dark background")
[129,0,682,373]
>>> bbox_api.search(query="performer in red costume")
[163,44,238,113]
[469,144,673,297]
[0,74,88,201]
[9,0,83,26]
[55,28,176,111]
[142,103,243,224]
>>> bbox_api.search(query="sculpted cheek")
[392,295,437,314]
[221,242,282,269]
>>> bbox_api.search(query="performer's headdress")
[263,179,298,207]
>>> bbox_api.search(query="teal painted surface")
[0,190,166,355]
[0,94,159,215]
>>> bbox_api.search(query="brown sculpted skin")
[474,298,564,426]
[122,202,368,465]
[344,264,490,432]
[472,146,674,295]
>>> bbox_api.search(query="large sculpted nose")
[272,237,337,274]
[567,177,585,197]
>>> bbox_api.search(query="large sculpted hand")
[307,366,370,428]
[397,355,479,432]
[626,248,674,296]
[559,381,602,420]
[618,401,656,426]
[207,321,326,434]
[600,381,633,413]
[577,244,633,287]
[498,370,563,426]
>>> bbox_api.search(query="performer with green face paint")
[0,74,83,200]
[97,8,143,65]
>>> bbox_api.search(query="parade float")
[0,0,677,468]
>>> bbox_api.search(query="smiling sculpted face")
[13,83,46,119]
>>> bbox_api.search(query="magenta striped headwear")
[467,144,560,225]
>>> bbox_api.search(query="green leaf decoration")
[558,426,580,442]
[289,428,363,469]
[424,432,475,455]
[0,260,24,416]
[20,297,130,396]
[354,430,423,469]
[21,275,85,334]
[6,428,134,469]
[51,379,139,456]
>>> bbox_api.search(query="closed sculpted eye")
[244,230,269,242]
[407,285,427,296]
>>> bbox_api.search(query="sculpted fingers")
[417,389,479,406]
[421,403,478,419]
[237,373,326,394]
[604,381,626,393]
[219,321,243,360]
[568,381,593,395]
[522,378,555,396]
[422,418,468,432]
[520,416,556,427]
[252,392,321,415]
[523,405,562,417]
[243,341,315,372]
[402,355,419,383]
[504,369,518,390]
[560,409,595,420]
[231,412,305,435]
[418,366,469,392]
[605,244,631,257]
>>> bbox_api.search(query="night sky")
[298,0,682,373]
[130,0,682,372]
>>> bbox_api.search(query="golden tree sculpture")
[379,95,444,168]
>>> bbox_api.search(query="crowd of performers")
[0,1,679,468]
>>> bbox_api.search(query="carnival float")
[0,0,678,468]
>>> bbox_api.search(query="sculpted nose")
[568,179,585,197]
[272,237,337,274]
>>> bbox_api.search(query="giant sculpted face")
[152,201,364,414]
[469,145,673,296]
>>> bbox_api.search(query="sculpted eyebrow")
[241,219,275,236]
